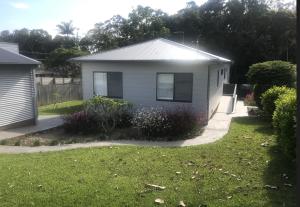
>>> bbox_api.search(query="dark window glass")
[94,72,123,98]
[174,73,193,102]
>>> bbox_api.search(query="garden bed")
[0,126,204,147]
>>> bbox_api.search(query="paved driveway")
[0,115,63,141]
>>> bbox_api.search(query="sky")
[0,0,207,38]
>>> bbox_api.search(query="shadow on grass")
[232,116,265,125]
[263,144,296,206]
[234,116,296,206]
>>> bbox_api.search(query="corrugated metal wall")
[0,66,35,127]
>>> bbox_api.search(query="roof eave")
[69,58,221,63]
[0,61,41,65]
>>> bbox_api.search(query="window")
[94,72,107,96]
[93,72,123,98]
[157,73,193,102]
[157,74,174,100]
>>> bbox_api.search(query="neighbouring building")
[0,42,40,129]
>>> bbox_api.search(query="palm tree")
[56,20,75,37]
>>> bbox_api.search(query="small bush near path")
[0,117,295,206]
[261,86,294,120]
[85,96,133,132]
[272,90,296,159]
[244,92,256,106]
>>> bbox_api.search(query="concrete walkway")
[0,99,248,154]
[0,115,63,141]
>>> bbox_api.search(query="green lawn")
[38,100,84,115]
[0,117,295,206]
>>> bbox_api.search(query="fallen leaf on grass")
[146,184,166,190]
[187,161,195,166]
[264,185,278,190]
[261,142,268,147]
[227,196,232,199]
[179,200,186,206]
[155,198,164,204]
[176,171,181,175]
[284,183,292,187]
[282,173,289,179]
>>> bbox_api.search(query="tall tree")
[45,47,88,77]
[56,20,76,37]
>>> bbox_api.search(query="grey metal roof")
[70,38,231,63]
[0,47,40,65]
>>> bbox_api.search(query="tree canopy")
[0,0,296,81]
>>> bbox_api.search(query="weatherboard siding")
[0,65,36,128]
[81,61,209,117]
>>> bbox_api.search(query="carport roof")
[70,38,231,63]
[0,47,40,65]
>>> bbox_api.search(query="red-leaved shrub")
[63,111,97,134]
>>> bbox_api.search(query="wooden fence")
[37,83,82,106]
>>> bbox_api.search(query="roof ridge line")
[159,38,230,61]
[75,38,160,59]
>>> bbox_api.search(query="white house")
[71,38,231,123]
[0,42,40,129]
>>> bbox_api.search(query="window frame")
[156,72,193,103]
[93,71,123,98]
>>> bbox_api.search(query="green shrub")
[247,61,296,86]
[0,140,7,145]
[84,96,133,132]
[261,86,295,120]
[247,61,296,108]
[49,140,59,146]
[253,84,272,108]
[14,140,20,146]
[272,90,296,158]
[33,140,41,147]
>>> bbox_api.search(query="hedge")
[272,90,296,158]
[261,86,295,120]
[246,61,296,108]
